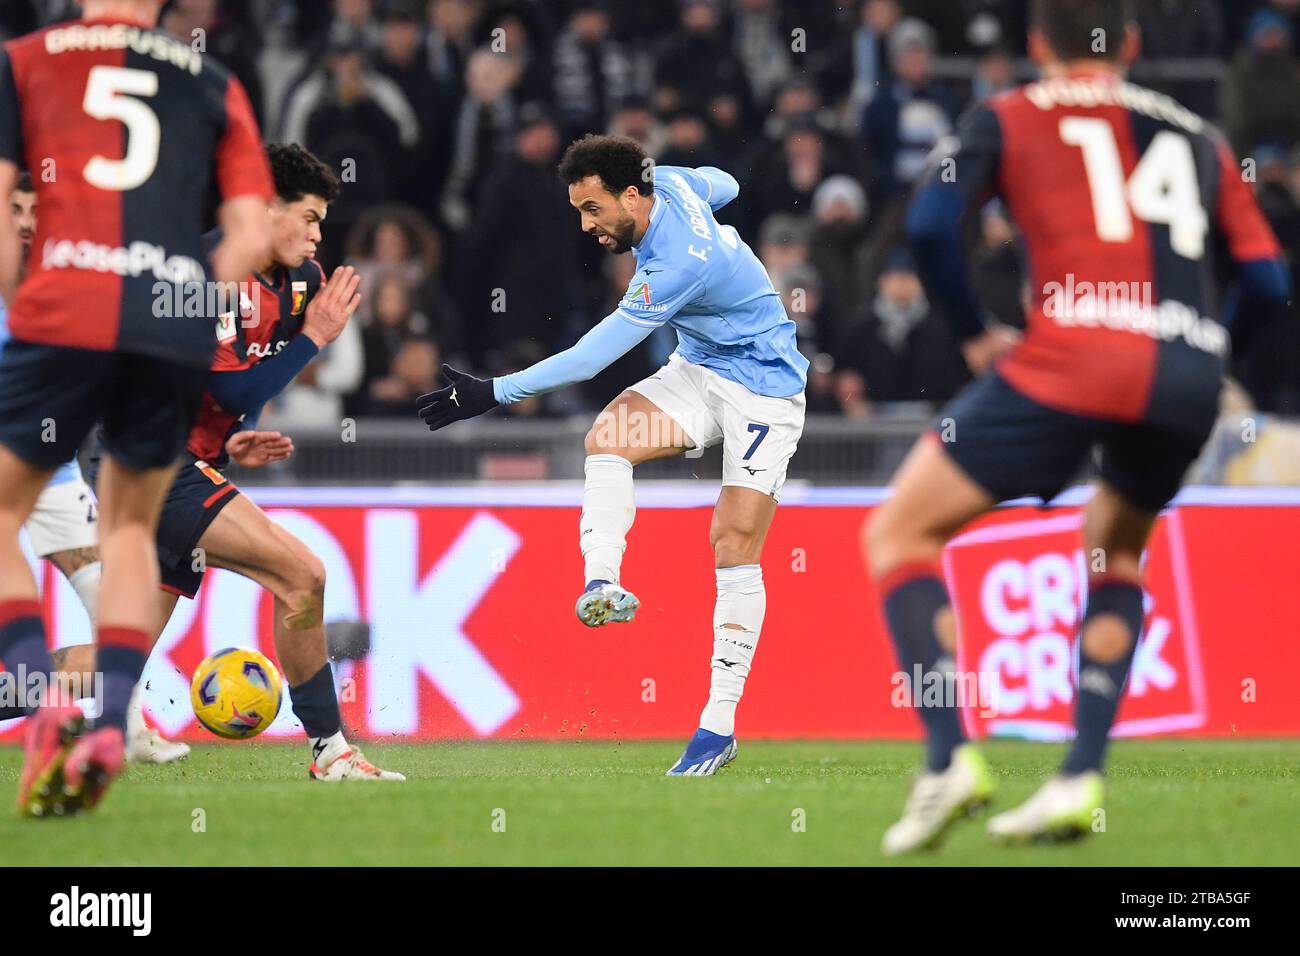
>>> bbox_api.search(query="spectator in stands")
[261,317,366,430]
[438,47,524,231]
[425,0,484,106]
[657,107,723,169]
[606,94,668,156]
[357,273,437,416]
[757,213,813,281]
[834,366,872,418]
[360,338,441,417]
[809,174,874,337]
[162,0,265,125]
[847,0,903,126]
[1233,143,1300,413]
[746,118,832,235]
[479,4,551,106]
[971,46,1016,103]
[839,248,967,405]
[374,0,445,211]
[652,0,749,118]
[860,17,958,207]
[310,0,383,59]
[804,351,845,415]
[1138,0,1225,58]
[466,103,579,365]
[495,340,552,418]
[1220,9,1300,152]
[732,0,794,112]
[552,1,643,142]
[280,37,420,255]
[775,263,837,358]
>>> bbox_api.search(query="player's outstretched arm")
[416,310,657,431]
[905,104,1019,372]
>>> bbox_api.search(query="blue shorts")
[935,370,1215,512]
[86,452,240,598]
[0,339,204,472]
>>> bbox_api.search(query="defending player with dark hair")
[13,170,31,194]
[1030,0,1134,61]
[267,142,341,205]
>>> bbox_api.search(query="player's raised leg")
[576,388,693,626]
[866,434,996,853]
[41,523,189,764]
[62,454,179,813]
[988,480,1154,843]
[0,445,87,815]
[194,494,403,781]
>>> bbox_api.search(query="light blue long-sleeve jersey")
[0,297,81,486]
[494,165,808,404]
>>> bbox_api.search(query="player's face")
[9,190,36,249]
[568,176,637,254]
[269,195,327,268]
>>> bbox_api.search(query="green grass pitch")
[0,739,1295,866]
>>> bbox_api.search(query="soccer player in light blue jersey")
[0,173,187,763]
[419,135,808,776]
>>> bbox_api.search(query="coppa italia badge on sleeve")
[291,280,308,315]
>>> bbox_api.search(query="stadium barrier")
[7,484,1298,742]
[208,411,1300,486]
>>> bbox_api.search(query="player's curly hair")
[267,143,341,205]
[557,134,653,197]
[1031,0,1133,61]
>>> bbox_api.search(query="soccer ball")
[190,647,283,740]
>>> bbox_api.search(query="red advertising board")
[5,489,1298,741]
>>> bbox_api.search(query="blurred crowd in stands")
[4,0,1299,422]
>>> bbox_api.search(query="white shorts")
[25,478,98,558]
[627,353,806,501]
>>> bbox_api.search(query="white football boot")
[987,772,1104,843]
[125,686,190,764]
[309,738,405,781]
[575,580,640,627]
[881,744,995,856]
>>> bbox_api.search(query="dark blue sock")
[0,600,54,715]
[1062,579,1144,776]
[880,566,965,771]
[290,663,341,739]
[96,627,149,731]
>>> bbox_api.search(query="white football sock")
[68,561,101,623]
[698,565,766,737]
[580,454,635,585]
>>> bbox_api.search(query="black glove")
[417,363,500,431]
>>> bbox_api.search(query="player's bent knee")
[711,529,760,566]
[280,586,324,632]
[1082,613,1133,663]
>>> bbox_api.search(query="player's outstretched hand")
[225,430,294,468]
[303,265,362,348]
[417,364,499,431]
